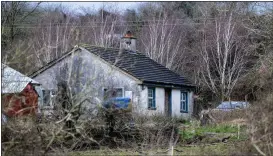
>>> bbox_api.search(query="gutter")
[142,81,196,90]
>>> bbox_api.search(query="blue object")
[103,97,131,109]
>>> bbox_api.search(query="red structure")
[2,83,38,117]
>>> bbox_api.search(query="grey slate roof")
[83,46,194,87]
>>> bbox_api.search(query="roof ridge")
[80,44,145,55]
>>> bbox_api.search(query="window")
[115,88,123,97]
[180,92,188,113]
[42,90,51,106]
[103,87,124,99]
[148,87,156,110]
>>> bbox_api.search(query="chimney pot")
[124,31,133,38]
[120,31,136,52]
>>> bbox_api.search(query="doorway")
[164,88,172,116]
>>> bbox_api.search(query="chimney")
[120,31,136,52]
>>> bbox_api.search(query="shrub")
[1,116,45,156]
[245,93,273,155]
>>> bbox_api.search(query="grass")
[179,120,248,143]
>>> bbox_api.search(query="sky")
[41,2,144,14]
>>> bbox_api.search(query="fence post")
[237,124,240,139]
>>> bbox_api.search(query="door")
[165,88,172,116]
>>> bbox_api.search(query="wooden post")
[237,124,240,139]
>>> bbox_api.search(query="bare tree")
[78,4,124,48]
[197,2,251,102]
[1,2,41,43]
[29,5,78,68]
[139,3,190,71]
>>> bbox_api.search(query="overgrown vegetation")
[1,1,273,155]
[2,105,182,155]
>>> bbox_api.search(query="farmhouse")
[1,64,40,117]
[30,31,195,118]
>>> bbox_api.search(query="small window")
[103,87,124,99]
[180,92,188,113]
[115,88,123,97]
[42,90,51,106]
[148,87,156,110]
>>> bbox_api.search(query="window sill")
[148,107,156,110]
[180,110,188,113]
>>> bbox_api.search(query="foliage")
[245,93,273,155]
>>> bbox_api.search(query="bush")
[208,109,247,124]
[245,93,273,155]
[1,111,182,155]
[1,116,45,156]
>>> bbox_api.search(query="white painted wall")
[136,86,165,116]
[171,89,193,118]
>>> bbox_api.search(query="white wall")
[136,86,165,116]
[137,87,194,118]
[171,89,193,119]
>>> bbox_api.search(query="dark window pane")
[148,99,153,107]
[42,90,51,106]
[148,89,153,97]
[180,92,188,112]
[148,88,156,109]
[116,88,123,97]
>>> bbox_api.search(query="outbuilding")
[1,64,40,117]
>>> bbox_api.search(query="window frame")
[147,87,156,110]
[103,87,124,99]
[41,89,55,108]
[180,91,188,113]
[42,90,51,107]
[115,87,124,98]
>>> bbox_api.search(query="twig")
[253,143,266,156]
